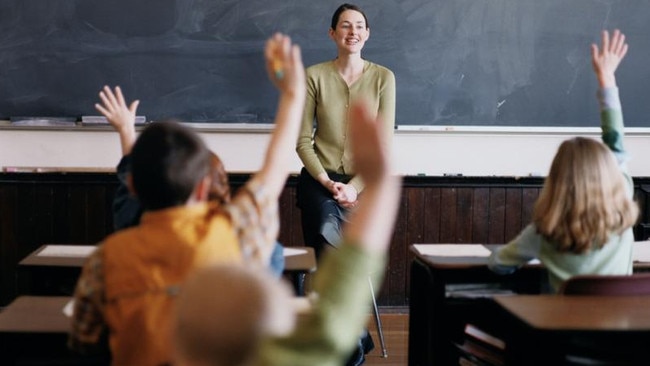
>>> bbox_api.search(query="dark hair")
[130,121,211,211]
[330,3,369,30]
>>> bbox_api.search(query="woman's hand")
[333,182,358,207]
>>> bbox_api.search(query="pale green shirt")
[296,60,396,192]
[256,243,386,366]
[488,87,634,293]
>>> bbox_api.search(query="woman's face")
[329,9,369,55]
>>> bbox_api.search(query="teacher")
[296,3,396,261]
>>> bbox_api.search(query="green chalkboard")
[0,0,649,126]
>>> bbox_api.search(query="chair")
[559,273,650,365]
[368,277,388,358]
[559,272,650,296]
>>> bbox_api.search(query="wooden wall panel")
[504,188,523,241]
[386,189,410,306]
[3,174,650,307]
[456,188,474,243]
[521,187,539,231]
[487,188,506,244]
[471,188,490,243]
[422,187,441,243]
[439,188,458,243]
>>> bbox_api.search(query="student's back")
[488,30,638,292]
[70,122,243,365]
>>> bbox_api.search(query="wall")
[2,126,650,177]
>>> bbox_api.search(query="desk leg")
[293,273,306,296]
[408,258,440,365]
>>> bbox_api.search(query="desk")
[282,247,317,296]
[0,296,71,333]
[494,295,650,364]
[0,296,108,365]
[18,244,94,296]
[407,242,650,366]
[408,244,544,366]
[18,244,317,296]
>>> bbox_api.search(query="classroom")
[2,0,650,365]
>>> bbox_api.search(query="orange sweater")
[102,203,240,365]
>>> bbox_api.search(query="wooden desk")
[18,244,317,296]
[0,296,71,333]
[407,242,650,366]
[0,295,108,365]
[282,246,317,296]
[283,246,317,273]
[17,245,95,296]
[408,244,544,366]
[494,295,650,364]
[19,245,94,268]
[20,245,317,271]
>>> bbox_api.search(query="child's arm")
[252,33,306,194]
[95,86,142,230]
[592,29,634,197]
[488,225,543,274]
[340,101,400,254]
[591,29,628,159]
[68,246,108,354]
[226,34,306,264]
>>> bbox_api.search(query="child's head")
[130,121,211,211]
[534,137,638,253]
[172,265,296,366]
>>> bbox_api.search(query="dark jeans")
[296,168,350,259]
[297,168,373,365]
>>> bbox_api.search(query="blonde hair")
[533,137,638,253]
[173,265,295,366]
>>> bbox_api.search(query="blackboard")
[1,0,649,126]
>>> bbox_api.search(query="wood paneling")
[2,173,650,307]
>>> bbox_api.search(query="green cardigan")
[296,60,396,193]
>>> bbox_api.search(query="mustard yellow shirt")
[70,180,277,365]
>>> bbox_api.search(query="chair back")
[559,272,650,296]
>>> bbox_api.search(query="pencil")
[272,58,283,79]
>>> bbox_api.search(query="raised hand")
[95,86,140,155]
[349,101,392,185]
[342,99,399,253]
[591,29,629,88]
[264,33,305,97]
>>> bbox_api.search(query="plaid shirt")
[68,178,279,356]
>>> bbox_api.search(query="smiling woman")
[294,3,396,366]
[296,3,396,260]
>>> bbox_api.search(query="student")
[104,88,285,277]
[296,3,396,260]
[68,32,306,365]
[173,99,401,366]
[488,29,639,293]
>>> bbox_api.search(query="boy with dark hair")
[69,33,306,366]
[130,121,212,210]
